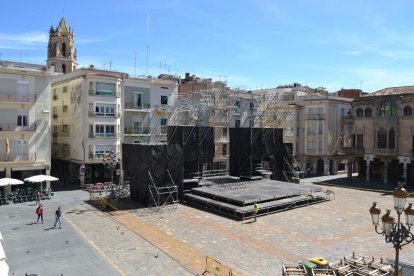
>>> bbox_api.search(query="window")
[62,86,67,93]
[365,108,372,117]
[17,114,28,127]
[377,128,387,149]
[53,126,58,134]
[222,144,228,156]
[161,95,168,105]
[62,105,68,112]
[132,93,143,108]
[379,101,395,116]
[356,108,363,117]
[388,128,395,149]
[94,145,115,158]
[223,127,227,138]
[356,134,363,147]
[249,102,255,111]
[249,120,254,127]
[95,124,115,137]
[403,106,412,116]
[62,125,69,132]
[95,104,115,116]
[63,144,70,151]
[62,43,66,57]
[160,118,168,133]
[340,108,345,118]
[235,120,241,128]
[235,101,240,108]
[96,83,116,96]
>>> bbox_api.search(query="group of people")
[35,204,62,229]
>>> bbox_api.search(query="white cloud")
[0,32,48,50]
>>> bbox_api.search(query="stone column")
[366,160,370,182]
[4,168,11,195]
[324,158,330,176]
[398,156,410,186]
[383,160,388,184]
[403,163,408,185]
[347,159,353,179]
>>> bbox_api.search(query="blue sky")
[1,0,414,92]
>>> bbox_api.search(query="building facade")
[342,86,414,186]
[51,68,125,187]
[0,60,57,192]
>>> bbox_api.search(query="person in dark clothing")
[36,204,43,224]
[53,207,62,229]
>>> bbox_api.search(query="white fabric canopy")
[0,177,23,187]
[0,260,9,276]
[0,232,3,241]
[0,243,5,261]
[24,174,59,183]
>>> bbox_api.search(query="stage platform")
[183,177,334,220]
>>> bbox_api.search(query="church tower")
[47,17,77,73]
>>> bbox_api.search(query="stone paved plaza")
[2,176,414,275]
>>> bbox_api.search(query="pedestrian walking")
[36,190,41,204]
[253,202,259,222]
[36,204,43,224]
[53,207,62,229]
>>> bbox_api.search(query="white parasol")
[0,177,24,187]
[24,174,59,183]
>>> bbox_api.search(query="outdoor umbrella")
[24,174,59,183]
[0,177,23,187]
[0,243,5,261]
[0,260,8,276]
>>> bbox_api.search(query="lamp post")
[102,149,118,197]
[369,181,414,276]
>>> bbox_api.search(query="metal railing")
[88,110,119,117]
[88,132,120,138]
[0,92,36,103]
[89,90,121,97]
[0,123,36,131]
[124,127,150,135]
[124,102,150,110]
[0,153,36,161]
[374,148,397,156]
[342,147,365,155]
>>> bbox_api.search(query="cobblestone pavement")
[65,184,414,276]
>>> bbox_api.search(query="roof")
[57,17,70,33]
[367,86,414,96]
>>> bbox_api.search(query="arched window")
[356,108,363,117]
[403,106,412,116]
[379,101,395,116]
[377,127,387,149]
[365,108,372,117]
[388,128,395,149]
[62,64,66,74]
[62,43,66,57]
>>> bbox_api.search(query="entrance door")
[317,159,324,175]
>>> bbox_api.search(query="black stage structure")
[123,126,332,218]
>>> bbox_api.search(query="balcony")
[306,149,323,155]
[124,102,151,110]
[89,89,120,97]
[307,113,325,120]
[52,132,58,138]
[0,123,36,132]
[0,153,36,162]
[88,132,120,139]
[374,148,397,156]
[0,92,36,103]
[124,127,150,135]
[53,113,58,119]
[341,116,354,125]
[342,147,365,155]
[88,110,119,117]
[53,94,58,100]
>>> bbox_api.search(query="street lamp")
[102,149,119,197]
[369,181,414,276]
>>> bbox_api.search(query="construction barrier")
[205,256,233,276]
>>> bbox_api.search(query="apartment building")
[122,76,177,145]
[0,60,57,192]
[342,86,414,185]
[297,94,352,175]
[51,68,125,186]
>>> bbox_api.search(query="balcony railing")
[124,127,150,135]
[89,89,120,97]
[0,153,36,162]
[374,148,397,156]
[341,116,354,124]
[306,149,323,154]
[0,92,36,103]
[307,113,325,120]
[342,147,365,155]
[88,132,120,138]
[124,102,151,110]
[0,123,36,132]
[88,110,120,117]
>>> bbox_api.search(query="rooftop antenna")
[146,14,150,76]
[18,52,23,62]
[109,59,112,71]
[134,52,137,77]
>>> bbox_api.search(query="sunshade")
[24,174,59,183]
[0,177,23,187]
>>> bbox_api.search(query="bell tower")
[47,17,77,73]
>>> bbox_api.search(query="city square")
[1,175,414,275]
